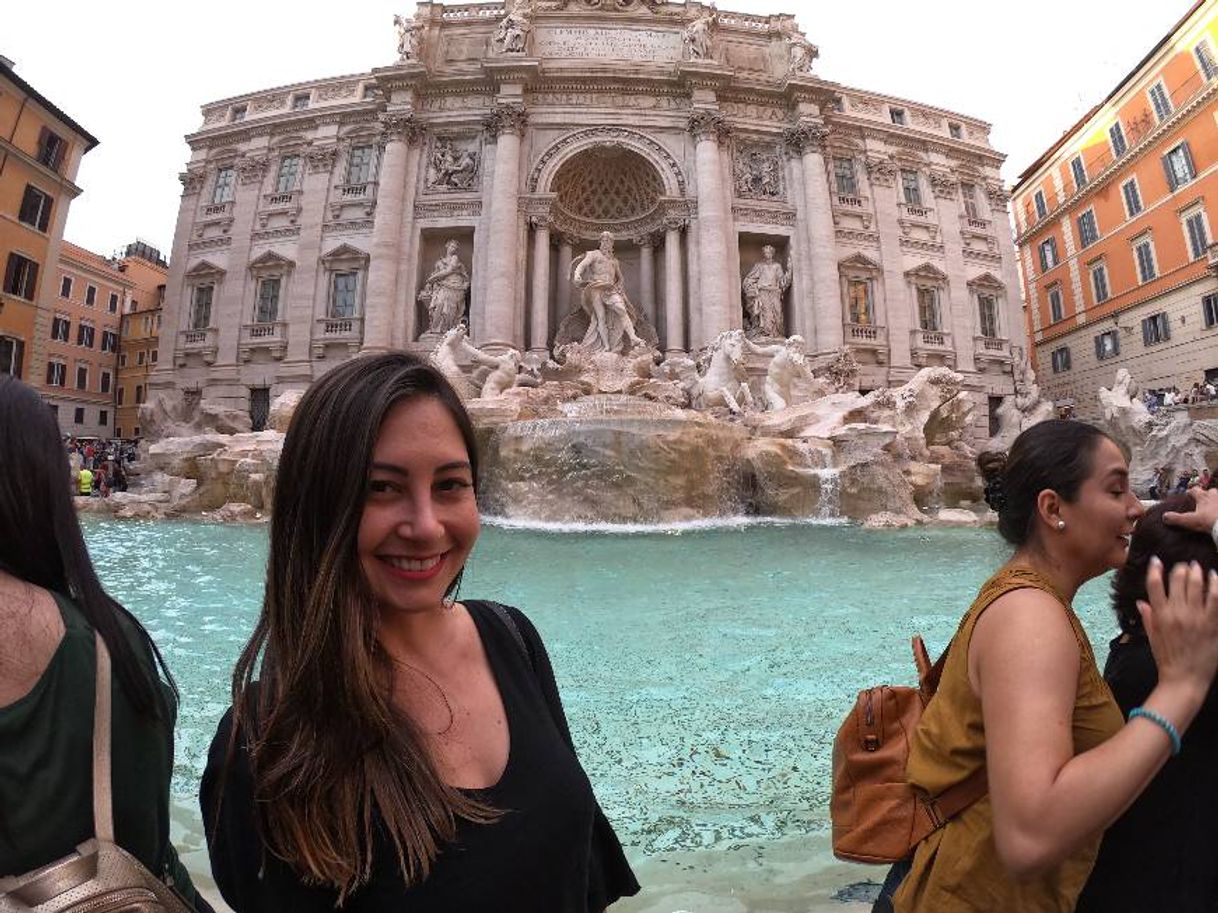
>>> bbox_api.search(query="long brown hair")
[227,353,494,898]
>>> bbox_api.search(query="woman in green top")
[0,375,208,910]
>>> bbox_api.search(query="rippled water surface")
[81,518,1117,857]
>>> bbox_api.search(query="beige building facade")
[154,0,1025,434]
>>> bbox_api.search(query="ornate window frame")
[319,243,369,320]
[905,262,950,333]
[183,260,225,330]
[248,251,294,324]
[839,253,883,326]
[967,272,1006,339]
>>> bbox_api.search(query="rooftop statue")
[742,245,792,339]
[494,0,534,55]
[682,6,718,61]
[418,240,471,336]
[393,12,423,63]
[778,19,818,75]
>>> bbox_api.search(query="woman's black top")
[200,602,639,912]
[1076,632,1218,913]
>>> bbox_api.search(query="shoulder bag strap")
[486,601,532,668]
[93,633,115,843]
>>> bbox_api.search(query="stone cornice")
[831,116,1005,167]
[481,58,543,84]
[0,137,85,197]
[1014,78,1218,246]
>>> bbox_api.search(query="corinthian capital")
[483,104,529,138]
[782,121,829,156]
[179,169,206,196]
[687,109,731,143]
[380,112,427,145]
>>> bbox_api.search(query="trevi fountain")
[69,2,1218,911]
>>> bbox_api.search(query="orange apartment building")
[45,242,131,436]
[114,240,167,438]
[0,55,97,390]
[1012,0,1218,417]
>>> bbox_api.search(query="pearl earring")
[1056,520,1066,530]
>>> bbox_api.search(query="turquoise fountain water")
[81,518,1118,909]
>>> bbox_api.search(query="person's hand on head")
[1163,486,1218,536]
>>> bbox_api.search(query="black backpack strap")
[484,600,533,669]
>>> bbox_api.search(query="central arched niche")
[551,147,664,238]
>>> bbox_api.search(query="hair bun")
[976,450,1008,513]
[983,479,1007,513]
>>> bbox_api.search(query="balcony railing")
[900,202,935,221]
[911,328,952,350]
[312,314,363,357]
[200,201,234,218]
[336,181,376,200]
[845,322,888,347]
[177,327,218,365]
[974,334,1012,363]
[961,214,992,233]
[264,189,301,208]
[835,193,867,209]
[239,321,289,361]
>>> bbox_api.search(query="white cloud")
[5,0,1190,257]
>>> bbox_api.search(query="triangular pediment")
[248,250,296,271]
[320,243,369,266]
[184,259,226,279]
[839,252,882,273]
[967,271,1004,290]
[905,261,949,283]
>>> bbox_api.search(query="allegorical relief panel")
[425,136,481,192]
[733,143,785,201]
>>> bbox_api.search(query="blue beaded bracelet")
[1129,707,1182,756]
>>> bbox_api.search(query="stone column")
[479,104,528,350]
[788,121,843,354]
[689,110,733,347]
[529,216,552,353]
[363,113,423,353]
[663,218,686,354]
[635,234,656,326]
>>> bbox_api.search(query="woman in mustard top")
[891,421,1218,913]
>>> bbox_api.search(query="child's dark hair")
[977,420,1115,547]
[1112,494,1217,634]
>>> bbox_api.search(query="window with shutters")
[1051,346,1071,373]
[1070,155,1087,191]
[1109,122,1127,158]
[1122,178,1143,218]
[0,336,24,379]
[1134,236,1157,283]
[190,285,214,329]
[1150,82,1173,121]
[137,350,145,366]
[1090,262,1110,304]
[1034,189,1048,219]
[275,155,301,194]
[77,323,95,349]
[35,128,67,172]
[960,182,980,219]
[100,370,111,394]
[135,384,145,404]
[1164,143,1196,190]
[346,145,375,185]
[1197,41,1218,80]
[1142,311,1170,346]
[1078,209,1099,248]
[1204,292,1218,328]
[3,254,39,300]
[1183,209,1210,261]
[254,277,281,323]
[17,185,53,232]
[833,158,858,196]
[51,315,70,342]
[85,285,96,307]
[117,387,125,406]
[1095,330,1120,361]
[45,361,66,386]
[75,364,88,390]
[1048,286,1064,323]
[212,166,236,204]
[1038,237,1060,271]
[100,330,118,353]
[59,276,72,298]
[108,292,119,313]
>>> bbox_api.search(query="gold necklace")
[388,656,455,736]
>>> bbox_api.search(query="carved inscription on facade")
[534,27,681,61]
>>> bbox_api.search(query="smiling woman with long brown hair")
[200,353,638,911]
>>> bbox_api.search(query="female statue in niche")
[418,240,471,335]
[742,245,792,339]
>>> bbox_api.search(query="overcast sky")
[5,0,1192,258]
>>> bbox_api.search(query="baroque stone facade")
[154,0,1024,428]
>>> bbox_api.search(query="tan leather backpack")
[830,635,987,864]
[0,634,195,913]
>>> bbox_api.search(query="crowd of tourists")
[5,359,1218,912]
[1144,381,1218,412]
[66,437,136,498]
